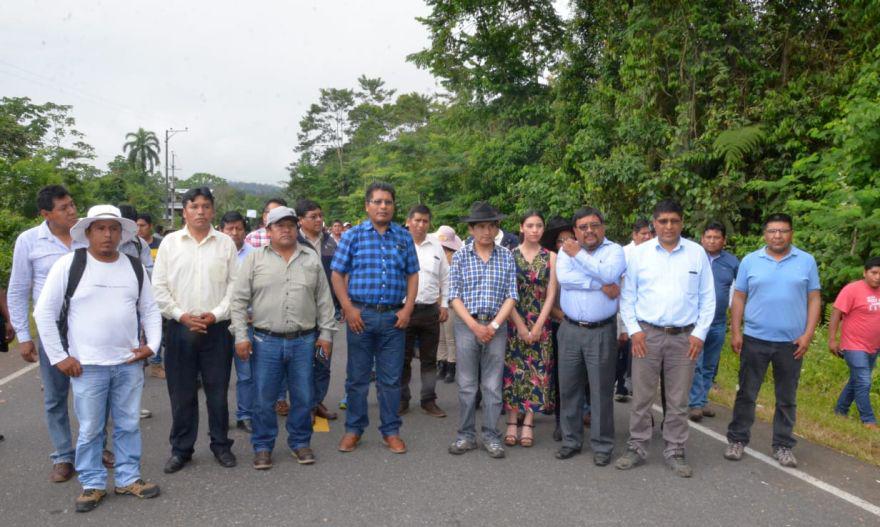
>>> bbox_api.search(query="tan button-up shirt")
[229,244,337,344]
[152,226,238,322]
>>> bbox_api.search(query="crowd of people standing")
[2,181,878,513]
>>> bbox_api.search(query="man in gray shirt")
[229,206,337,470]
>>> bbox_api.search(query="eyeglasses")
[575,222,604,232]
[368,199,394,206]
[765,228,792,235]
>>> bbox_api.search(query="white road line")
[651,404,880,518]
[0,362,39,387]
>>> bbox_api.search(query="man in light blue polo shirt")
[724,213,821,468]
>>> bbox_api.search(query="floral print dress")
[503,247,556,414]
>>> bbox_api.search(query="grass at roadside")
[709,326,880,466]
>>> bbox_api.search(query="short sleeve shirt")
[330,221,419,305]
[735,245,820,342]
[833,280,880,353]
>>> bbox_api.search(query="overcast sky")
[1,0,442,185]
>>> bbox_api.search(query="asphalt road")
[1,340,879,526]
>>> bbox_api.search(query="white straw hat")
[70,205,138,246]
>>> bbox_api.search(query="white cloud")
[1,0,439,184]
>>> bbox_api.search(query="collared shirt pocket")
[687,270,699,295]
[209,261,228,283]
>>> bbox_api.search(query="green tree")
[123,127,161,177]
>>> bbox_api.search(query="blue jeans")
[453,318,506,444]
[233,327,256,421]
[345,307,405,437]
[689,321,727,408]
[38,343,75,464]
[835,350,878,424]
[251,331,315,452]
[70,363,143,489]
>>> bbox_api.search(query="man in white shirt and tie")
[616,200,715,478]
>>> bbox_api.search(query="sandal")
[504,421,518,447]
[519,423,534,448]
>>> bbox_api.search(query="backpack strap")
[124,253,144,299]
[57,248,88,355]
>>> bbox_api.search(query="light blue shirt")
[557,238,626,323]
[735,245,820,342]
[8,222,87,343]
[236,242,254,265]
[621,237,716,341]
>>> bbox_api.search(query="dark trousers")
[402,304,441,404]
[727,335,802,449]
[165,319,234,457]
[615,339,632,396]
[558,321,617,454]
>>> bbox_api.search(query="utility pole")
[164,127,188,229]
[170,151,180,228]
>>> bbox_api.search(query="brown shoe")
[253,451,272,470]
[102,449,115,469]
[383,435,407,454]
[114,478,160,499]
[50,462,75,483]
[583,413,591,428]
[338,433,361,452]
[701,406,716,418]
[75,488,106,512]
[292,447,316,465]
[275,400,290,416]
[420,401,447,418]
[148,364,166,379]
[315,403,338,420]
[688,407,704,422]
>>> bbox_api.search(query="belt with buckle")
[564,315,615,329]
[639,321,695,335]
[254,327,316,339]
[352,302,403,313]
[470,313,494,322]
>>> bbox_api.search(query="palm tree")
[123,128,161,175]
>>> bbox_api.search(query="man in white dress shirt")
[615,200,715,478]
[400,204,449,418]
[152,187,239,473]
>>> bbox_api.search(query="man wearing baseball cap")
[34,205,163,512]
[229,206,337,469]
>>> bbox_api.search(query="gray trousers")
[454,318,506,443]
[558,320,617,454]
[627,323,696,459]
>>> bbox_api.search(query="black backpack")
[56,248,144,354]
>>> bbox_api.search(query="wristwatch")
[489,321,501,330]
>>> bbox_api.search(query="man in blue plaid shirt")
[447,202,518,459]
[331,182,419,455]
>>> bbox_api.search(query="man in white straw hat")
[34,204,163,512]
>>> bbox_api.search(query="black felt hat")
[540,216,573,251]
[460,201,506,224]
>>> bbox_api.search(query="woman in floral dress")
[504,211,558,447]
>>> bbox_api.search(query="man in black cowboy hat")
[447,202,518,459]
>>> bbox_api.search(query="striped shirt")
[330,221,419,306]
[448,242,518,316]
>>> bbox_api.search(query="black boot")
[437,360,448,379]
[445,363,456,383]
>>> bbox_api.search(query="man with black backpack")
[34,205,163,512]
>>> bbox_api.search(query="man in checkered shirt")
[331,182,419,455]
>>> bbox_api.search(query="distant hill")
[228,181,285,197]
